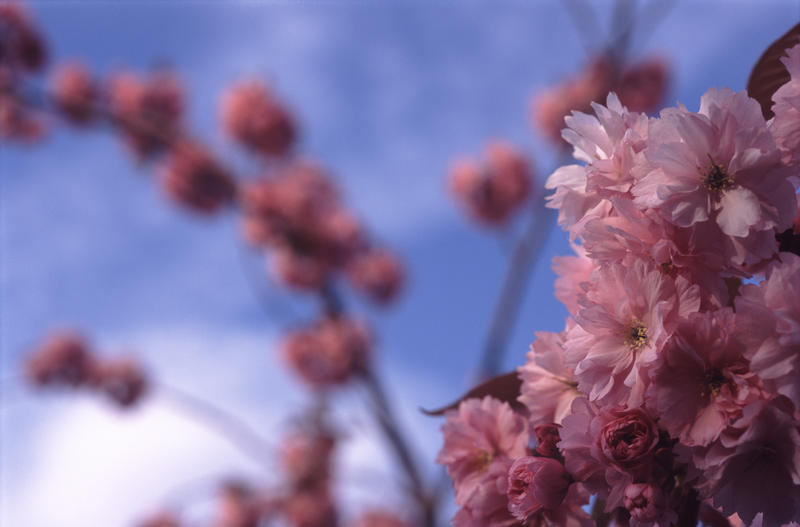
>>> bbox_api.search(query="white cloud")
[2,326,453,526]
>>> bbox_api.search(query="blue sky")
[2,1,799,525]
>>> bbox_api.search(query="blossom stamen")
[625,320,648,351]
[702,154,735,194]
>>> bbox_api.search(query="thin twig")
[360,367,436,527]
[154,381,275,472]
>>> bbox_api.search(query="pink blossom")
[92,356,148,409]
[448,141,532,226]
[559,398,660,509]
[346,248,404,305]
[698,397,800,527]
[518,327,581,425]
[280,428,335,490]
[52,62,96,125]
[25,330,96,388]
[563,258,701,406]
[0,69,44,141]
[616,59,669,115]
[580,203,737,307]
[108,70,184,157]
[632,88,796,246]
[0,3,46,72]
[770,43,800,171]
[532,57,614,145]
[506,456,570,521]
[450,458,519,527]
[159,142,237,215]
[623,483,674,525]
[220,80,296,157]
[436,397,529,507]
[646,310,760,446]
[544,92,649,234]
[281,317,370,388]
[552,245,596,316]
[736,253,800,407]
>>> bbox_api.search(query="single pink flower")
[623,483,674,525]
[108,70,184,157]
[0,3,46,72]
[282,317,370,388]
[632,88,796,245]
[697,397,800,527]
[52,62,96,125]
[347,248,404,305]
[646,310,760,446]
[92,356,148,409]
[220,80,296,157]
[518,327,581,425]
[448,141,532,226]
[436,397,529,507]
[552,245,596,316]
[616,59,669,115]
[563,258,701,406]
[736,253,800,407]
[506,456,570,521]
[770,43,800,172]
[25,330,96,388]
[559,398,660,510]
[159,141,237,215]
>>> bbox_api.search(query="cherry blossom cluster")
[448,141,533,226]
[438,43,800,527]
[25,330,148,409]
[0,3,46,140]
[533,56,668,146]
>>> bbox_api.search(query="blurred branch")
[475,193,555,381]
[154,381,275,472]
[560,0,602,56]
[361,367,437,527]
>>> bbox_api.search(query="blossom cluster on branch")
[436,42,800,527]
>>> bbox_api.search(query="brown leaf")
[747,22,800,119]
[420,371,523,416]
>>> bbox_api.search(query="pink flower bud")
[52,62,96,125]
[25,331,96,388]
[347,248,405,305]
[160,142,237,214]
[506,456,570,521]
[623,483,667,523]
[221,80,295,157]
[0,4,46,72]
[108,70,183,157]
[282,317,370,388]
[92,356,148,408]
[598,408,659,469]
[448,141,532,226]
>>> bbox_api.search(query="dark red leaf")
[420,371,523,416]
[747,22,800,119]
